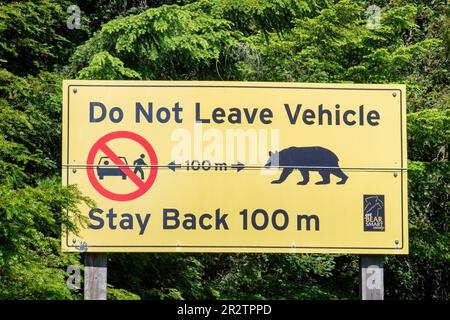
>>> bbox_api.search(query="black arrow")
[168,161,181,172]
[231,162,245,172]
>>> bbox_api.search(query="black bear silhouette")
[264,147,348,185]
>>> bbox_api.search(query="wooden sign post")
[359,255,384,300]
[84,253,107,300]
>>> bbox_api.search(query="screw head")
[393,172,398,177]
[73,88,77,93]
[72,238,76,244]
[395,240,399,245]
[392,92,397,97]
[72,168,77,173]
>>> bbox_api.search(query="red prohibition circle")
[86,131,158,201]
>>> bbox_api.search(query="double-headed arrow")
[167,161,245,172]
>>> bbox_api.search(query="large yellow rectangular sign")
[62,80,408,254]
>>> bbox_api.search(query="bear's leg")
[316,170,331,185]
[271,168,293,184]
[331,168,348,184]
[297,169,310,185]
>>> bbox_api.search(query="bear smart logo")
[363,195,385,231]
[264,146,348,185]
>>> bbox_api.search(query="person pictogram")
[133,154,147,180]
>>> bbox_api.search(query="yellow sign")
[62,80,408,254]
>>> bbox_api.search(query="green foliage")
[236,1,445,84]
[0,0,88,76]
[385,161,449,299]
[69,4,242,80]
[78,51,142,80]
[206,254,337,299]
[0,1,92,296]
[108,253,214,299]
[0,70,64,184]
[186,0,332,36]
[78,0,196,31]
[107,253,338,299]
[408,109,449,161]
[107,285,141,300]
[0,177,92,299]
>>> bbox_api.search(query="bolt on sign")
[62,80,408,254]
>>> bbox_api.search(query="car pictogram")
[97,156,128,180]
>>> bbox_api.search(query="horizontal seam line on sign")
[62,164,407,170]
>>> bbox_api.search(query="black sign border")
[65,83,405,251]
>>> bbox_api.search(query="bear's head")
[265,151,279,168]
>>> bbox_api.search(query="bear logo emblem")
[264,146,348,185]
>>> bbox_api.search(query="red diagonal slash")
[99,142,146,189]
